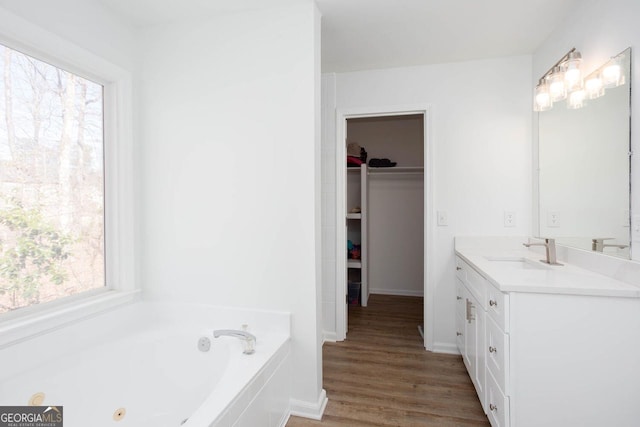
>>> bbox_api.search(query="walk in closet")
[345,114,425,311]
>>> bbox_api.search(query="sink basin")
[484,256,548,270]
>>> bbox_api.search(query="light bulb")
[563,51,583,92]
[602,62,623,88]
[534,82,552,112]
[567,89,585,109]
[546,66,567,102]
[584,75,604,99]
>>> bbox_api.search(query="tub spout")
[213,329,256,354]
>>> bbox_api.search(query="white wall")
[321,74,337,339]
[137,1,323,408]
[0,0,136,71]
[368,174,424,296]
[347,115,424,166]
[532,0,640,261]
[323,55,532,350]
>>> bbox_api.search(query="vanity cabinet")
[454,252,640,427]
[455,257,486,412]
[484,290,510,427]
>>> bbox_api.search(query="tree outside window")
[0,44,105,313]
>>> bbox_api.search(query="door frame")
[335,104,435,350]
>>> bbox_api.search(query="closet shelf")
[346,213,362,220]
[347,259,362,269]
[368,166,424,175]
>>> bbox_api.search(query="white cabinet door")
[456,278,465,354]
[464,287,486,411]
[463,288,474,376]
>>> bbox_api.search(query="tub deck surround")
[0,302,292,427]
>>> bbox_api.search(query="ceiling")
[98,0,299,28]
[97,0,581,72]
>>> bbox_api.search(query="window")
[0,43,105,314]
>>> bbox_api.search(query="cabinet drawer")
[486,370,510,427]
[487,282,509,332]
[486,316,509,395]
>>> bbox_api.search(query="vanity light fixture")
[534,80,552,111]
[534,48,627,111]
[567,88,586,109]
[563,51,583,92]
[547,66,568,102]
[602,55,625,88]
[534,47,578,111]
[584,74,605,99]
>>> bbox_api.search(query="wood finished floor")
[286,295,489,427]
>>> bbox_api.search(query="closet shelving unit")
[346,164,368,306]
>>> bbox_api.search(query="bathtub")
[0,301,291,427]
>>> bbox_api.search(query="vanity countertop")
[455,247,640,298]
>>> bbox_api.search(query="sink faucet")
[213,329,256,354]
[592,238,628,252]
[523,238,563,266]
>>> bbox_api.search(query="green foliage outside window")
[0,198,72,308]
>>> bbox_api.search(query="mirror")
[538,47,631,259]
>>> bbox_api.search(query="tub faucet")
[523,238,563,266]
[213,329,256,354]
[591,238,628,252]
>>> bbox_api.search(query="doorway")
[334,105,434,350]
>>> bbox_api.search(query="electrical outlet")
[504,211,516,227]
[547,211,560,228]
[437,210,448,226]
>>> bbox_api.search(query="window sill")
[0,289,141,349]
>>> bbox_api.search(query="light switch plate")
[547,211,560,228]
[504,211,516,227]
[437,210,448,226]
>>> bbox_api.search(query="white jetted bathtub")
[0,301,291,427]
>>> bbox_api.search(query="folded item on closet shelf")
[347,142,361,157]
[368,158,397,167]
[349,206,361,213]
[347,155,363,166]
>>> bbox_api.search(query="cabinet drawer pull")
[489,403,498,412]
[456,332,462,336]
[456,266,462,271]
[489,299,498,307]
[489,346,497,353]
[456,296,462,300]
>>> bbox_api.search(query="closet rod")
[368,167,424,176]
[368,171,424,176]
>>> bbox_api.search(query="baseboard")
[369,289,424,297]
[289,389,328,420]
[323,331,337,344]
[432,341,460,355]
